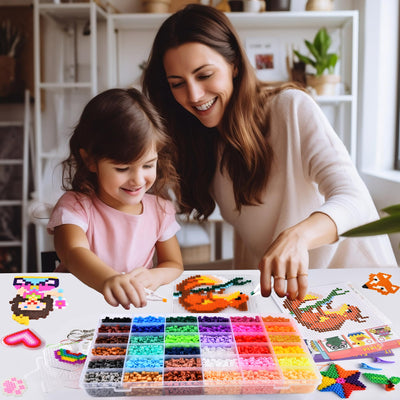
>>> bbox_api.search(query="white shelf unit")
[108,11,358,162]
[33,0,108,270]
[0,91,31,272]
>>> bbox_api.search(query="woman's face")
[163,42,236,129]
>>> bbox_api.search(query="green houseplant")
[342,204,400,238]
[293,27,340,96]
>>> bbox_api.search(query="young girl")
[47,88,183,309]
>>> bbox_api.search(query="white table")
[1,268,400,400]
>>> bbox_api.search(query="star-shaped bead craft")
[318,363,366,398]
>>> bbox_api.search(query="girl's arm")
[258,212,338,301]
[128,236,184,291]
[54,224,147,308]
[153,235,184,285]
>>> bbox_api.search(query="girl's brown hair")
[62,88,179,202]
[142,4,299,220]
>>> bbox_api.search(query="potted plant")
[293,27,340,96]
[0,20,22,98]
[342,204,400,238]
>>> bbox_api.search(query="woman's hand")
[258,212,338,301]
[258,227,309,301]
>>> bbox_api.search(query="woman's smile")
[194,97,217,112]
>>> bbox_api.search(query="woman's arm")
[258,212,338,301]
[54,224,148,308]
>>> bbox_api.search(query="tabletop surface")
[1,267,399,400]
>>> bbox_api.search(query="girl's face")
[163,42,236,129]
[93,146,158,214]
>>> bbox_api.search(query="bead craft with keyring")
[80,314,321,396]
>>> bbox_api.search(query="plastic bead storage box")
[80,314,321,397]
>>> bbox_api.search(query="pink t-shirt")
[47,191,180,273]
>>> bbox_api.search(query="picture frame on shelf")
[245,36,287,82]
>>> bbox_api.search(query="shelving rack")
[33,0,108,270]
[0,91,31,272]
[108,10,358,161]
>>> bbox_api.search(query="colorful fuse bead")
[242,369,281,381]
[234,334,267,342]
[91,346,126,356]
[269,335,301,342]
[201,345,236,357]
[230,316,261,323]
[273,345,305,354]
[102,317,131,323]
[164,346,200,355]
[198,316,230,323]
[133,316,165,324]
[278,356,311,367]
[127,344,164,355]
[123,371,162,382]
[262,316,290,323]
[164,357,202,368]
[163,370,202,382]
[165,334,199,343]
[237,344,270,354]
[202,357,239,369]
[84,371,122,383]
[125,356,163,369]
[88,359,124,369]
[264,325,296,332]
[166,316,197,323]
[200,335,233,344]
[131,324,164,333]
[166,325,198,333]
[199,325,231,333]
[204,370,242,382]
[238,356,275,369]
[282,368,318,380]
[98,325,130,333]
[232,324,264,333]
[96,335,128,344]
[129,335,164,344]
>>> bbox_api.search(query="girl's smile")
[163,42,235,129]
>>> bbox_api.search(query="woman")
[142,4,396,300]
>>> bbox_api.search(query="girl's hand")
[128,267,163,291]
[102,272,148,309]
[258,227,309,301]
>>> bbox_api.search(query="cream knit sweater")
[212,89,397,269]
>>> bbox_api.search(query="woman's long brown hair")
[142,4,300,220]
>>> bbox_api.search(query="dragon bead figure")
[174,275,251,313]
[283,288,368,332]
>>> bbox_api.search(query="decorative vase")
[306,74,340,96]
[142,0,171,13]
[305,0,334,11]
[266,0,291,11]
[243,0,261,12]
[0,55,16,98]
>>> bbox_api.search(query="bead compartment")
[80,314,321,396]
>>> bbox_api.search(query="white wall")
[355,0,400,262]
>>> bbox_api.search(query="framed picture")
[245,37,287,82]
